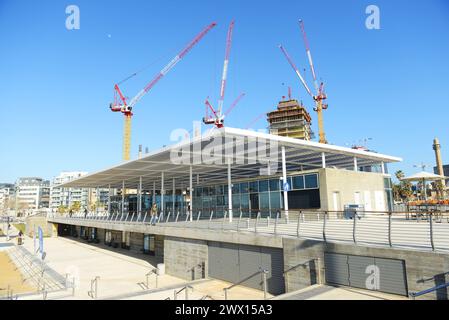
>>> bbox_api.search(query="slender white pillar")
[172,178,176,214]
[107,184,111,214]
[152,181,156,205]
[321,152,326,169]
[381,162,385,174]
[189,166,193,221]
[121,181,125,216]
[138,177,142,214]
[281,146,289,221]
[161,172,165,214]
[354,157,358,172]
[227,159,233,222]
[96,187,99,215]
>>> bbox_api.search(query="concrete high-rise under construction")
[267,98,313,140]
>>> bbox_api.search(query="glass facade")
[192,173,320,216]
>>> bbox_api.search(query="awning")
[56,127,402,190]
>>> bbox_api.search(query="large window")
[191,173,320,213]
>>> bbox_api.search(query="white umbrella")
[401,171,447,200]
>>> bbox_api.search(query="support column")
[96,187,99,215]
[172,178,176,214]
[107,184,111,214]
[189,166,193,221]
[282,146,289,221]
[152,181,156,205]
[227,159,233,222]
[354,157,358,172]
[282,147,288,221]
[121,181,125,216]
[161,172,165,214]
[381,161,385,174]
[138,177,142,215]
[321,152,326,169]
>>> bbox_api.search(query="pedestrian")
[150,203,158,225]
[84,208,88,218]
[69,209,73,218]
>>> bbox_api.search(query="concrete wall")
[164,236,208,281]
[25,216,56,237]
[283,237,449,300]
[319,168,388,212]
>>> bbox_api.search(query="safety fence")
[49,209,449,253]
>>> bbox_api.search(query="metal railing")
[49,209,449,253]
[224,268,268,300]
[88,276,100,299]
[173,285,194,300]
[410,282,449,299]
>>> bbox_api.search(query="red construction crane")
[203,20,238,128]
[110,22,217,160]
[279,19,328,144]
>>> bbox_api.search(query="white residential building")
[0,183,15,214]
[15,177,50,211]
[50,172,110,211]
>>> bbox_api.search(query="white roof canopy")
[57,127,402,190]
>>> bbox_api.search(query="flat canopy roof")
[58,127,402,190]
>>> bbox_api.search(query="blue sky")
[0,0,448,182]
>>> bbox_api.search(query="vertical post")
[152,181,156,205]
[429,212,435,251]
[189,166,193,222]
[297,211,301,237]
[224,288,228,300]
[172,178,176,216]
[323,211,327,242]
[316,259,322,285]
[381,161,385,174]
[107,184,111,216]
[121,181,125,217]
[353,214,357,244]
[388,212,393,247]
[138,177,142,217]
[321,152,326,168]
[227,159,233,223]
[262,270,267,300]
[353,157,358,172]
[161,172,165,215]
[281,146,289,222]
[95,187,99,216]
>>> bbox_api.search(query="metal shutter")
[208,242,222,280]
[324,253,350,286]
[374,257,408,296]
[208,242,285,295]
[260,247,286,295]
[348,255,375,289]
[238,244,263,290]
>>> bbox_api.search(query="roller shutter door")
[324,253,408,296]
[324,253,350,286]
[208,242,285,295]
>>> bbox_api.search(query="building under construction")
[267,98,313,140]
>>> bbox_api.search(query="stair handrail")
[410,282,449,299]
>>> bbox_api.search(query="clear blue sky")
[1,0,448,182]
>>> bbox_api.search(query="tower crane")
[203,20,244,128]
[279,19,329,144]
[110,22,217,161]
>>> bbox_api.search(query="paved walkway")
[20,236,185,300]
